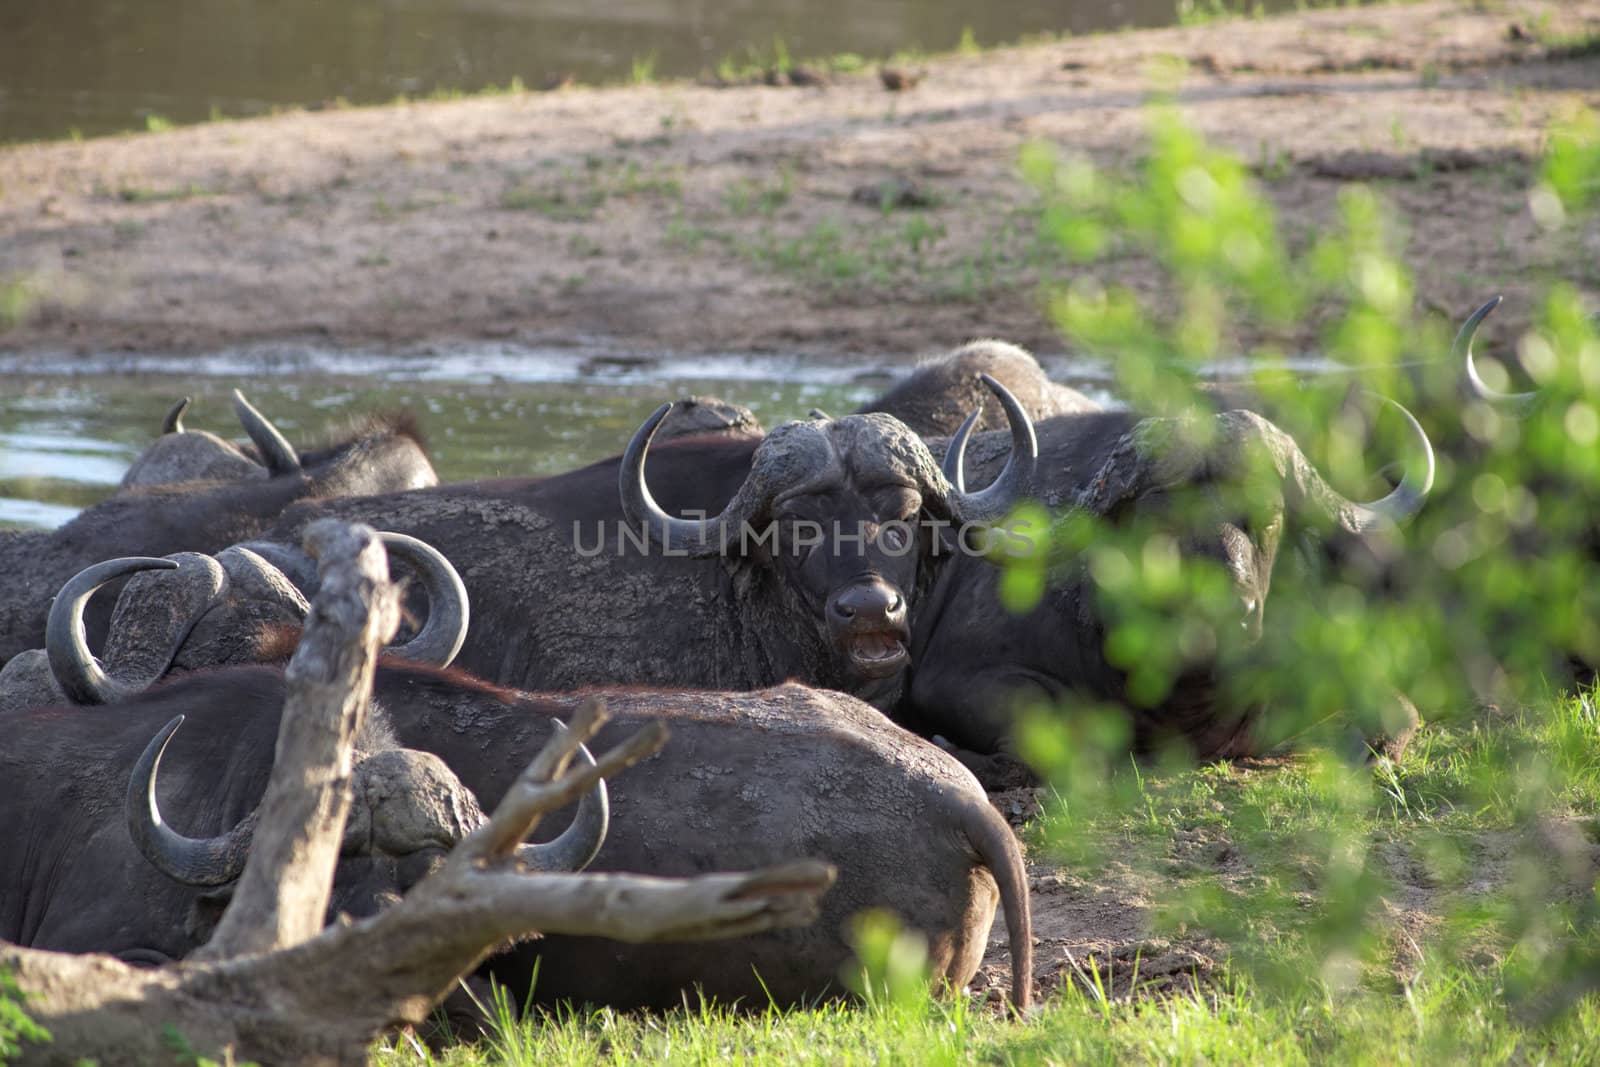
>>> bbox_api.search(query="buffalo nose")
[828,581,905,626]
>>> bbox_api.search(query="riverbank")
[0,0,1596,364]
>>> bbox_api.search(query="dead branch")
[198,518,401,960]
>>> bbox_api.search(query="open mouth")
[844,631,910,677]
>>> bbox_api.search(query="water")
[5,342,1399,530]
[0,364,894,529]
[2,0,1321,143]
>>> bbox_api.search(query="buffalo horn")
[939,373,1039,524]
[162,397,191,435]
[127,716,257,887]
[1459,296,1540,416]
[619,403,753,557]
[232,389,302,475]
[234,540,320,595]
[513,726,610,873]
[378,532,470,669]
[1335,395,1436,533]
[47,557,182,705]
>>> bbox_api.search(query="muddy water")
[0,365,893,529]
[2,0,1323,143]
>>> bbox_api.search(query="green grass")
[724,169,792,217]
[366,976,1598,1066]
[500,161,683,220]
[1176,0,1426,26]
[1517,12,1600,60]
[734,200,1063,301]
[359,690,1600,1065]
[0,275,35,330]
[1537,30,1600,61]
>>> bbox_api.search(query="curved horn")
[940,373,1039,524]
[378,532,470,668]
[807,409,833,421]
[47,557,180,705]
[941,407,982,489]
[162,396,191,435]
[1340,394,1435,533]
[1459,296,1539,416]
[232,389,301,475]
[619,402,745,557]
[514,733,610,873]
[127,716,255,887]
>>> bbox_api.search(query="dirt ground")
[973,782,1600,1008]
[1,1,1597,364]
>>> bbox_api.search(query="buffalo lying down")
[375,674,1032,1010]
[19,623,1032,1009]
[0,670,605,965]
[121,391,356,489]
[0,519,841,1067]
[28,530,1033,1008]
[860,339,1100,436]
[255,390,1037,709]
[0,392,437,664]
[903,401,1433,770]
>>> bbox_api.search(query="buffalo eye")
[870,486,921,521]
[878,525,909,551]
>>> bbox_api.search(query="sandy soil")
[1,1,1597,365]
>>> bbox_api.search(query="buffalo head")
[121,390,438,494]
[620,375,1037,686]
[46,532,469,705]
[859,339,1100,436]
[907,399,1433,760]
[127,713,608,937]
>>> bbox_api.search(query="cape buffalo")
[252,389,1037,709]
[19,654,1032,1010]
[0,392,437,665]
[0,673,605,965]
[21,534,1036,1009]
[859,339,1100,436]
[653,395,764,441]
[120,391,313,489]
[900,400,1434,773]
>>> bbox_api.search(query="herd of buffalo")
[2,295,1593,1020]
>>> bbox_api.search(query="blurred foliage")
[1535,107,1600,227]
[840,910,933,1011]
[0,967,50,1060]
[1006,98,1600,1019]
